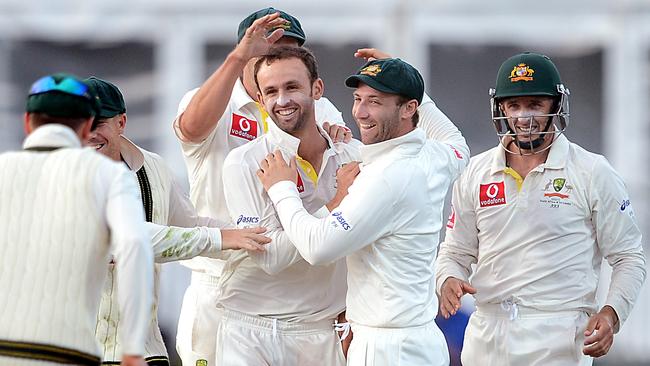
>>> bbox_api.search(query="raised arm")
[176,13,288,143]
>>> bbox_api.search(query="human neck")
[294,122,328,170]
[505,145,550,178]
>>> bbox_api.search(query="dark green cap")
[493,52,563,99]
[84,76,126,118]
[345,58,424,104]
[26,73,101,118]
[237,7,305,46]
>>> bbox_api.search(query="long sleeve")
[147,222,224,263]
[418,93,470,163]
[166,162,228,228]
[435,173,479,294]
[590,156,646,331]
[267,172,394,266]
[222,158,304,274]
[101,166,154,356]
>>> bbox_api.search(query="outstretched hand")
[235,13,289,61]
[221,227,272,252]
[257,150,298,191]
[439,277,476,319]
[354,48,392,62]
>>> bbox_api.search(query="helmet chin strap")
[510,115,554,152]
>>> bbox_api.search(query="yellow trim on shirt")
[254,102,269,133]
[503,167,524,192]
[296,156,319,185]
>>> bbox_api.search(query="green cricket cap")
[345,58,425,104]
[237,7,306,46]
[493,52,563,99]
[84,76,126,119]
[26,73,101,118]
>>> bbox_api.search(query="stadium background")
[0,1,648,364]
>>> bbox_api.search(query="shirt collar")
[359,128,425,164]
[266,118,334,155]
[119,135,144,171]
[23,124,82,150]
[232,78,258,111]
[490,133,570,175]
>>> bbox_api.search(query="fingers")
[322,121,331,132]
[242,238,267,252]
[461,282,477,295]
[439,279,463,319]
[582,316,614,357]
[247,233,272,245]
[245,226,267,234]
[353,48,392,61]
[266,28,285,44]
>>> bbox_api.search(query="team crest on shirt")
[196,360,208,366]
[479,182,506,207]
[230,113,258,141]
[540,177,573,208]
[296,171,305,193]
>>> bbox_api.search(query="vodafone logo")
[239,117,251,132]
[230,113,258,141]
[479,182,506,208]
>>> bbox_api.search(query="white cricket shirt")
[220,119,361,322]
[267,122,469,327]
[436,134,646,328]
[174,79,345,276]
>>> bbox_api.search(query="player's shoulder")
[466,146,500,171]
[224,135,271,167]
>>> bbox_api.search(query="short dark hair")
[28,112,91,132]
[254,46,319,92]
[397,95,420,127]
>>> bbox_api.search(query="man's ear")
[311,78,324,100]
[257,91,264,105]
[23,113,33,135]
[79,117,94,142]
[400,99,418,120]
[117,113,127,134]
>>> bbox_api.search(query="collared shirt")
[18,124,153,355]
[267,123,469,327]
[220,120,361,322]
[174,79,345,275]
[436,134,646,329]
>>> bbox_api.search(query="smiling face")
[352,83,410,145]
[86,114,126,161]
[256,57,322,134]
[500,95,555,152]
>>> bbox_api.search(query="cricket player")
[173,8,349,365]
[85,77,271,366]
[436,52,647,365]
[0,74,153,366]
[218,45,360,366]
[257,57,469,365]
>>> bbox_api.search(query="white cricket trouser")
[215,308,346,366]
[346,319,449,366]
[176,272,222,366]
[462,302,593,366]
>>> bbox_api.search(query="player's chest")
[473,169,588,219]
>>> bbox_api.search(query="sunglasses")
[29,76,92,100]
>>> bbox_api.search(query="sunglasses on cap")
[29,76,92,100]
